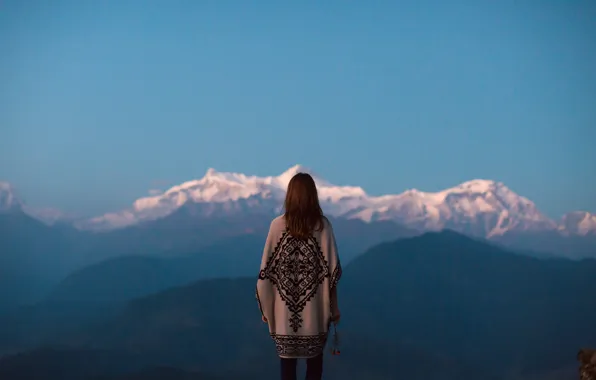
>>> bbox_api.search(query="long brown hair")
[283,172,324,239]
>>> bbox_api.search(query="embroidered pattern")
[271,333,328,358]
[258,231,330,332]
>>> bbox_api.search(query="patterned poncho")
[256,215,342,359]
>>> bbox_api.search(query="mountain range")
[3,165,596,237]
[2,165,595,258]
[0,231,593,380]
[1,169,595,379]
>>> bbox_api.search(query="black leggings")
[280,354,323,380]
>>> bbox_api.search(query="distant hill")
[0,212,79,312]
[494,230,596,260]
[86,212,416,264]
[0,205,416,312]
[1,230,593,379]
[3,276,484,380]
[340,230,596,377]
[46,234,265,304]
[44,216,415,305]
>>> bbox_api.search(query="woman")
[256,172,342,380]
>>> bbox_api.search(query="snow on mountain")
[75,165,366,230]
[21,206,79,226]
[4,170,595,238]
[0,181,23,212]
[350,179,558,238]
[74,165,582,238]
[559,211,596,236]
[0,181,76,225]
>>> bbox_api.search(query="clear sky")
[1,0,595,218]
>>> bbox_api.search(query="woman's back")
[256,173,342,378]
[258,215,341,356]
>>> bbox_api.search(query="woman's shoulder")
[321,215,333,230]
[269,215,287,231]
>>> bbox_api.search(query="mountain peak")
[279,164,311,177]
[201,167,234,181]
[560,211,596,236]
[0,181,15,192]
[205,168,218,176]
[277,164,324,187]
[450,179,504,194]
[193,167,252,186]
[0,181,23,212]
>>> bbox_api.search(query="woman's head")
[283,172,324,239]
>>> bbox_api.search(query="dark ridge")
[1,228,593,379]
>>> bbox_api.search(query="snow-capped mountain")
[3,168,595,239]
[0,181,75,225]
[21,206,79,226]
[0,181,23,212]
[346,179,559,238]
[74,165,342,230]
[559,211,596,236]
[69,165,595,239]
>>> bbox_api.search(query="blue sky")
[1,0,594,218]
